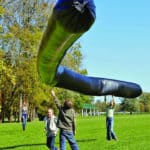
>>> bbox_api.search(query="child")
[44,108,58,150]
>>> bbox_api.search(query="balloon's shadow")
[0,143,45,149]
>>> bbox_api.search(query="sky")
[77,0,150,100]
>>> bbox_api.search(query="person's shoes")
[113,138,118,141]
[106,138,111,141]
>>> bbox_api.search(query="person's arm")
[51,90,61,109]
[112,95,115,108]
[43,116,47,133]
[104,96,107,106]
[54,116,58,136]
[72,110,76,135]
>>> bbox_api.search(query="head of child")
[47,108,54,118]
[64,100,73,109]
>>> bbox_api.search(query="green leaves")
[0,5,5,16]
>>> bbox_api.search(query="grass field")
[0,114,150,150]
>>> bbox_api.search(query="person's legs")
[106,117,111,140]
[60,130,66,150]
[111,131,117,140]
[47,136,51,149]
[65,131,79,150]
[110,118,117,140]
[47,136,58,150]
[50,136,58,150]
[22,116,27,131]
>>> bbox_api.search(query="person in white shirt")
[106,96,117,141]
[44,108,58,150]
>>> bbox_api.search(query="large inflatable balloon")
[37,0,142,98]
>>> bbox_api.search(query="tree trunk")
[0,90,2,123]
[19,93,23,122]
[1,92,5,123]
[8,106,14,122]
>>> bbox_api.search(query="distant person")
[105,96,117,141]
[21,101,28,131]
[51,90,79,150]
[44,108,58,150]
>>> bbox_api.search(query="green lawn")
[0,114,150,150]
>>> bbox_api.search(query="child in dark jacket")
[51,90,79,150]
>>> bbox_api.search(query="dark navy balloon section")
[56,66,142,98]
[54,0,96,33]
[38,0,142,98]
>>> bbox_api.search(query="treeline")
[0,0,93,123]
[95,93,150,114]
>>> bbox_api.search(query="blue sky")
[77,0,150,99]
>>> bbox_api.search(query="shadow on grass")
[77,138,97,143]
[0,143,45,149]
[0,139,96,149]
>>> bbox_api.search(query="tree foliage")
[139,92,150,112]
[0,0,52,122]
[120,98,140,114]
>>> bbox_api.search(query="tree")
[0,0,53,122]
[120,98,140,114]
[0,50,17,122]
[139,93,150,112]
